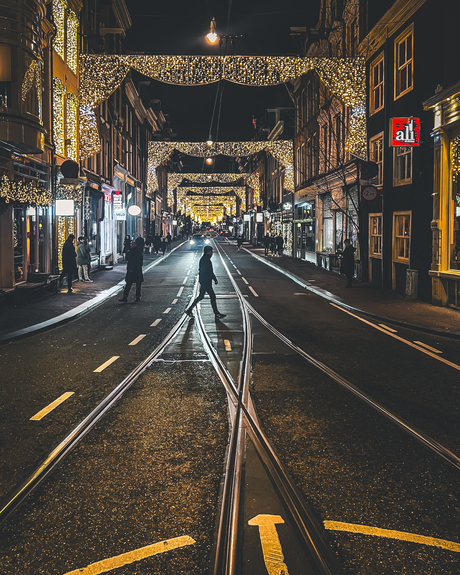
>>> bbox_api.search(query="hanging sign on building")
[113,191,123,209]
[362,185,378,201]
[391,118,420,146]
[114,208,126,220]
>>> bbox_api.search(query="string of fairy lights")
[79,55,366,160]
[0,176,52,206]
[452,136,460,183]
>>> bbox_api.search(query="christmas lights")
[56,183,83,205]
[0,176,52,206]
[67,9,79,74]
[79,105,101,159]
[52,0,65,60]
[80,55,366,160]
[452,136,460,183]
[53,77,66,156]
[66,92,79,161]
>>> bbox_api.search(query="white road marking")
[172,298,178,304]
[129,334,146,346]
[94,356,120,373]
[414,341,443,354]
[330,303,460,371]
[248,286,259,297]
[379,324,397,333]
[30,392,74,421]
[242,277,249,285]
[182,277,187,284]
[224,339,232,351]
[163,307,171,314]
[150,319,162,327]
[176,286,184,297]
[237,270,242,275]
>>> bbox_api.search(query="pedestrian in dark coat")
[135,236,145,253]
[122,235,131,260]
[153,234,161,254]
[185,246,226,319]
[59,234,77,293]
[160,237,167,255]
[270,236,277,256]
[263,233,270,256]
[340,239,356,288]
[166,232,172,251]
[146,234,153,254]
[119,240,144,302]
[276,234,284,256]
[237,236,243,250]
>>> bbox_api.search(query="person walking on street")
[59,234,77,293]
[276,234,284,257]
[135,235,145,253]
[119,240,144,302]
[340,239,356,288]
[263,233,270,256]
[146,234,153,254]
[122,235,131,260]
[76,236,92,282]
[166,232,172,251]
[270,236,277,256]
[185,246,226,320]
[237,235,243,250]
[160,236,167,255]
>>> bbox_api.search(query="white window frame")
[370,53,384,114]
[393,211,411,263]
[394,25,414,100]
[369,132,384,186]
[393,146,412,186]
[369,213,383,258]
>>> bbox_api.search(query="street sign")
[362,185,378,201]
[391,118,420,146]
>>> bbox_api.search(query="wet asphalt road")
[1,239,460,574]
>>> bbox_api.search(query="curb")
[243,248,460,341]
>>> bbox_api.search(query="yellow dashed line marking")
[414,341,442,354]
[378,323,397,333]
[224,339,231,351]
[94,356,120,373]
[30,392,74,421]
[63,535,196,575]
[324,521,460,553]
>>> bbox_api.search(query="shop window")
[451,138,460,268]
[395,26,413,99]
[370,54,384,114]
[393,146,412,185]
[369,133,384,186]
[369,214,382,258]
[393,212,411,263]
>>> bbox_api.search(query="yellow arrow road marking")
[63,535,195,575]
[324,521,460,552]
[249,514,289,575]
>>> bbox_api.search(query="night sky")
[124,0,321,149]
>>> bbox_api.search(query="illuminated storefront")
[424,82,460,308]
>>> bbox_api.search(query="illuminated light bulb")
[206,18,218,43]
[206,140,213,147]
[206,157,213,165]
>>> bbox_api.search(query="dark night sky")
[124,0,321,148]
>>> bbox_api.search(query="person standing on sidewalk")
[122,235,131,260]
[185,246,226,319]
[237,235,243,250]
[340,239,356,288]
[59,234,77,293]
[119,240,143,302]
[276,234,284,256]
[263,233,270,256]
[76,236,92,283]
[166,232,172,251]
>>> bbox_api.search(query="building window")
[369,133,384,186]
[393,212,411,262]
[370,54,384,113]
[369,214,382,257]
[393,146,412,185]
[395,26,413,99]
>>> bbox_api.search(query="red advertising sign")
[391,118,420,146]
[104,192,112,202]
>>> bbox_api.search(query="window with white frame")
[393,212,411,262]
[369,214,382,257]
[395,26,413,99]
[394,146,412,185]
[370,54,384,113]
[369,133,384,186]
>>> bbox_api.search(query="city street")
[1,239,460,574]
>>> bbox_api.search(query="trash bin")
[406,269,418,299]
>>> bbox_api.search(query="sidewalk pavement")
[1,239,459,343]
[0,241,183,343]
[241,245,460,339]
